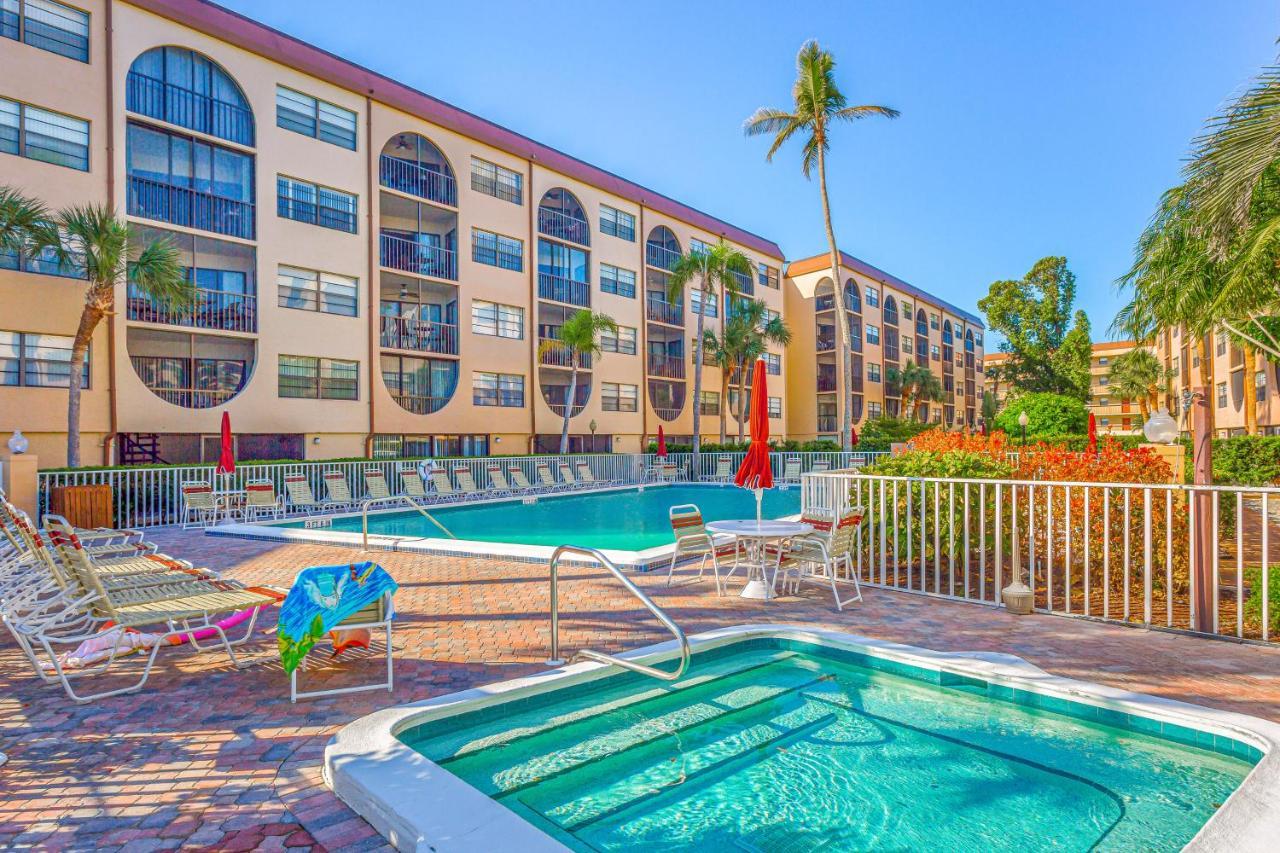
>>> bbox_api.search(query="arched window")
[128,328,254,409]
[916,308,928,336]
[941,320,953,345]
[883,295,899,326]
[382,354,458,415]
[380,133,456,206]
[844,279,861,313]
[538,188,590,246]
[965,329,975,353]
[126,47,254,145]
[646,225,681,271]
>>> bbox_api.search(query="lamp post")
[1017,410,1029,446]
[588,419,598,453]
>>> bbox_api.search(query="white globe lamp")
[1143,409,1178,444]
[6,430,29,455]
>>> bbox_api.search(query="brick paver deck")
[3,528,1279,850]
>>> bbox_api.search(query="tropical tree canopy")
[886,359,943,421]
[994,392,1088,438]
[979,256,1093,400]
[1107,348,1170,418]
[537,309,618,455]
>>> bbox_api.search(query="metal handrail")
[361,494,455,549]
[546,544,690,680]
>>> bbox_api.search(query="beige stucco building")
[1153,327,1280,437]
[1,0,982,467]
[783,252,986,442]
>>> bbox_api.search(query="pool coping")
[206,482,801,570]
[323,624,1280,853]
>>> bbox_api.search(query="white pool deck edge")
[206,482,801,570]
[323,624,1280,853]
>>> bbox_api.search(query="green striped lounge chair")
[180,481,221,529]
[711,455,733,482]
[536,462,566,492]
[574,460,604,488]
[362,468,394,505]
[399,467,428,500]
[508,465,538,494]
[557,462,583,490]
[665,504,739,595]
[453,466,482,499]
[486,465,515,496]
[813,458,832,473]
[284,475,327,514]
[322,470,357,510]
[243,480,284,521]
[781,457,802,484]
[774,507,865,610]
[428,469,460,502]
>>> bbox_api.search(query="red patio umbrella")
[216,411,235,480]
[1087,412,1098,455]
[656,424,667,458]
[734,358,773,521]
[849,425,859,449]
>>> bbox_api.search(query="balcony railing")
[817,416,838,432]
[379,154,457,207]
[127,286,257,333]
[539,342,592,369]
[380,232,457,281]
[127,174,255,240]
[647,354,685,379]
[646,243,680,271]
[379,316,458,355]
[538,208,590,245]
[817,371,837,393]
[884,345,900,362]
[653,406,683,421]
[126,72,255,146]
[731,269,754,296]
[645,294,683,326]
[147,388,240,409]
[392,394,451,415]
[543,385,591,416]
[537,273,590,307]
[816,337,835,352]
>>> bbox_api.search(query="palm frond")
[0,185,54,254]
[833,104,901,122]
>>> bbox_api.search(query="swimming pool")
[326,627,1279,852]
[214,484,801,568]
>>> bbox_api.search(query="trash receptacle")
[50,484,114,529]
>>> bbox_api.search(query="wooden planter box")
[50,484,114,530]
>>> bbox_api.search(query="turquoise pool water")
[278,485,801,550]
[402,640,1255,852]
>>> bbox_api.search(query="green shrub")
[857,417,933,452]
[1208,436,1280,486]
[995,392,1088,437]
[865,450,1013,480]
[1244,567,1280,636]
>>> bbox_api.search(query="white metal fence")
[37,451,888,529]
[802,471,1278,645]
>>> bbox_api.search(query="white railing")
[802,471,1277,645]
[36,452,887,529]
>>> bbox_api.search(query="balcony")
[646,294,683,326]
[731,269,754,296]
[127,175,254,240]
[816,336,835,352]
[884,344,900,363]
[127,286,257,333]
[817,367,837,393]
[646,243,680,271]
[538,208,590,245]
[379,154,457,207]
[380,316,458,355]
[543,383,590,417]
[538,273,590,307]
[648,353,685,379]
[392,394,452,415]
[126,72,254,146]
[817,416,838,432]
[380,232,457,281]
[539,342,592,369]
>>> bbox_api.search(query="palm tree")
[1108,348,1170,421]
[701,325,740,444]
[55,205,188,466]
[745,40,898,451]
[0,186,55,256]
[727,300,791,442]
[886,360,943,423]
[537,309,617,454]
[666,240,750,472]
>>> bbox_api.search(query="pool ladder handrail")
[360,494,456,549]
[547,544,690,681]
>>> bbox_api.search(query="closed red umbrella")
[1087,412,1098,455]
[849,425,859,448]
[734,358,773,520]
[656,424,667,458]
[216,411,235,477]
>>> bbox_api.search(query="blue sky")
[224,0,1276,346]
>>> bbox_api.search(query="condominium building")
[784,252,986,441]
[1154,327,1280,437]
[0,0,791,466]
[983,341,1144,434]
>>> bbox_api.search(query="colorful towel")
[277,562,397,674]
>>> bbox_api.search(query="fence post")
[1,452,40,517]
[1191,387,1214,633]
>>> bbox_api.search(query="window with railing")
[126,122,254,239]
[471,300,523,339]
[601,381,638,412]
[538,188,591,246]
[600,263,636,298]
[542,381,591,416]
[690,237,713,257]
[647,350,685,378]
[817,363,837,393]
[278,355,358,400]
[1,96,89,170]
[600,325,637,355]
[382,353,457,414]
[0,329,88,387]
[3,0,88,62]
[470,157,522,204]
[883,296,899,326]
[380,133,457,206]
[277,265,357,317]
[645,292,683,326]
[537,238,590,306]
[278,176,357,233]
[648,379,685,420]
[130,354,246,409]
[600,205,635,241]
[379,313,457,355]
[884,328,900,362]
[277,86,357,150]
[731,267,754,296]
[126,47,253,145]
[381,230,457,281]
[471,228,523,271]
[646,225,681,271]
[472,371,524,407]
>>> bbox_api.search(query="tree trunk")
[816,140,851,451]
[718,366,728,444]
[66,305,103,468]
[1196,332,1215,439]
[1243,343,1258,435]
[559,359,577,455]
[736,359,747,443]
[692,290,706,475]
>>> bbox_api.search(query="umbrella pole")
[755,487,763,524]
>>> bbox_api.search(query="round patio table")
[706,519,812,600]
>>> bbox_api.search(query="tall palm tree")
[537,309,617,454]
[666,240,750,472]
[727,300,792,442]
[1107,347,1170,421]
[745,40,898,451]
[55,205,188,466]
[886,360,943,423]
[701,324,740,444]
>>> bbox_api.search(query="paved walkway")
[3,529,1279,851]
